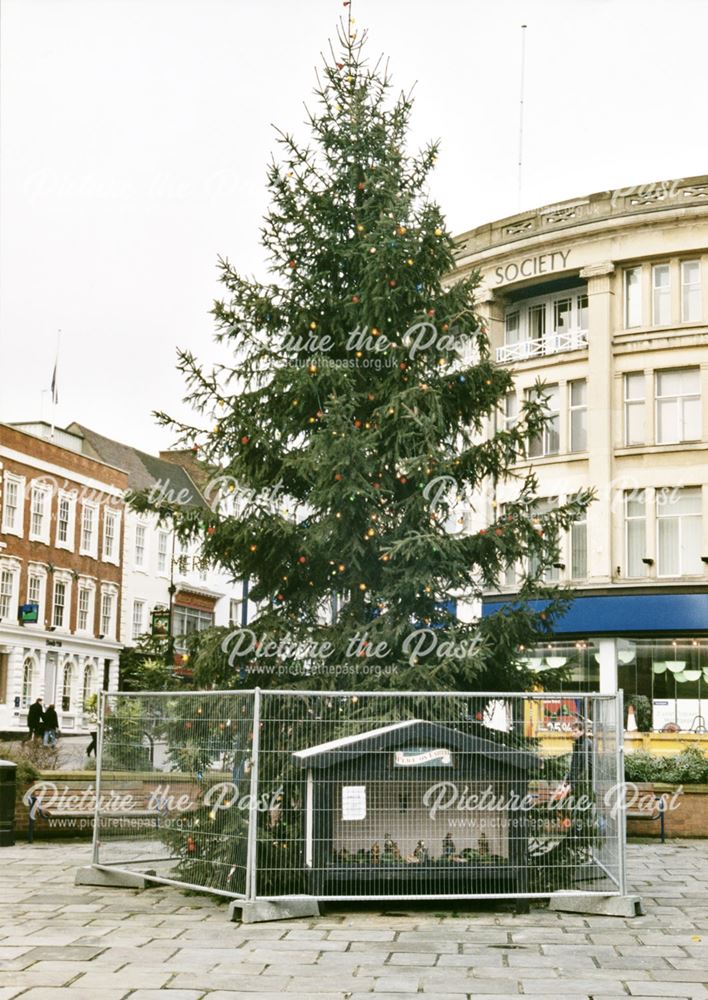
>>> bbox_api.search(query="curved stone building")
[453,176,708,740]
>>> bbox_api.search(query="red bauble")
[354,419,362,428]
[352,294,360,303]
[241,435,250,445]
[288,260,296,268]
[298,555,307,564]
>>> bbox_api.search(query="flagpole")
[50,329,61,440]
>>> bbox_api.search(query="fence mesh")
[93,689,625,902]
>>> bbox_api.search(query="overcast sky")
[1,0,706,457]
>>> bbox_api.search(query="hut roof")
[292,719,538,773]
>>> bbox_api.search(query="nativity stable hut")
[291,719,539,899]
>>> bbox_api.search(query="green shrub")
[625,745,708,784]
[0,748,41,800]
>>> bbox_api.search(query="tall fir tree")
[137,13,592,693]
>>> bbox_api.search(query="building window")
[61,662,73,712]
[569,379,587,452]
[100,591,115,638]
[229,598,241,627]
[527,385,560,458]
[80,503,98,557]
[529,304,546,342]
[103,509,119,562]
[77,587,91,632]
[577,293,589,330]
[503,392,519,431]
[529,498,559,581]
[82,664,95,710]
[656,486,702,577]
[27,574,42,621]
[625,490,647,578]
[624,267,642,328]
[652,263,671,326]
[29,484,51,542]
[553,297,572,333]
[53,580,67,629]
[655,368,701,444]
[157,531,170,574]
[56,493,75,549]
[570,501,587,580]
[504,311,520,346]
[624,372,645,446]
[22,657,33,708]
[681,260,701,322]
[0,569,14,621]
[1,474,24,536]
[132,599,145,640]
[173,605,214,651]
[135,524,147,568]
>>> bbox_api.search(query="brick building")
[0,423,126,734]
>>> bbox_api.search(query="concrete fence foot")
[549,893,645,917]
[229,896,320,923]
[75,866,157,890]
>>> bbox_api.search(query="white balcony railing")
[496,328,588,364]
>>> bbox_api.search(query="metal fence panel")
[92,689,625,903]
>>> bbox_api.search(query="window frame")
[1,473,25,537]
[79,501,99,559]
[134,522,148,570]
[680,259,701,323]
[569,378,588,453]
[102,508,120,564]
[624,489,647,579]
[624,267,642,329]
[0,566,16,622]
[28,482,52,544]
[624,372,646,446]
[655,367,701,445]
[652,263,671,326]
[656,486,702,578]
[157,531,170,575]
[527,384,560,458]
[52,577,71,630]
[132,599,145,641]
[55,491,76,550]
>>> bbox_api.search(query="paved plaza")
[0,839,706,1000]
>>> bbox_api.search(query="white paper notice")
[341,785,367,821]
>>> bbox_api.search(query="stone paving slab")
[1,840,708,998]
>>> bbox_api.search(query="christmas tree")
[136,11,592,694]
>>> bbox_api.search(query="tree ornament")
[288,260,296,268]
[356,223,365,232]
[298,555,307,564]
[369,246,377,254]
[354,419,362,428]
[335,472,342,481]
[241,435,250,444]
[407,258,414,265]
[389,279,396,288]
[358,583,367,591]
[357,182,366,190]
[434,227,443,236]
[308,364,317,374]
[249,544,257,552]
[352,294,360,303]
[309,321,317,330]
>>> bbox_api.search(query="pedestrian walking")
[42,704,60,747]
[27,698,44,741]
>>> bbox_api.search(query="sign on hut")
[291,719,539,897]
